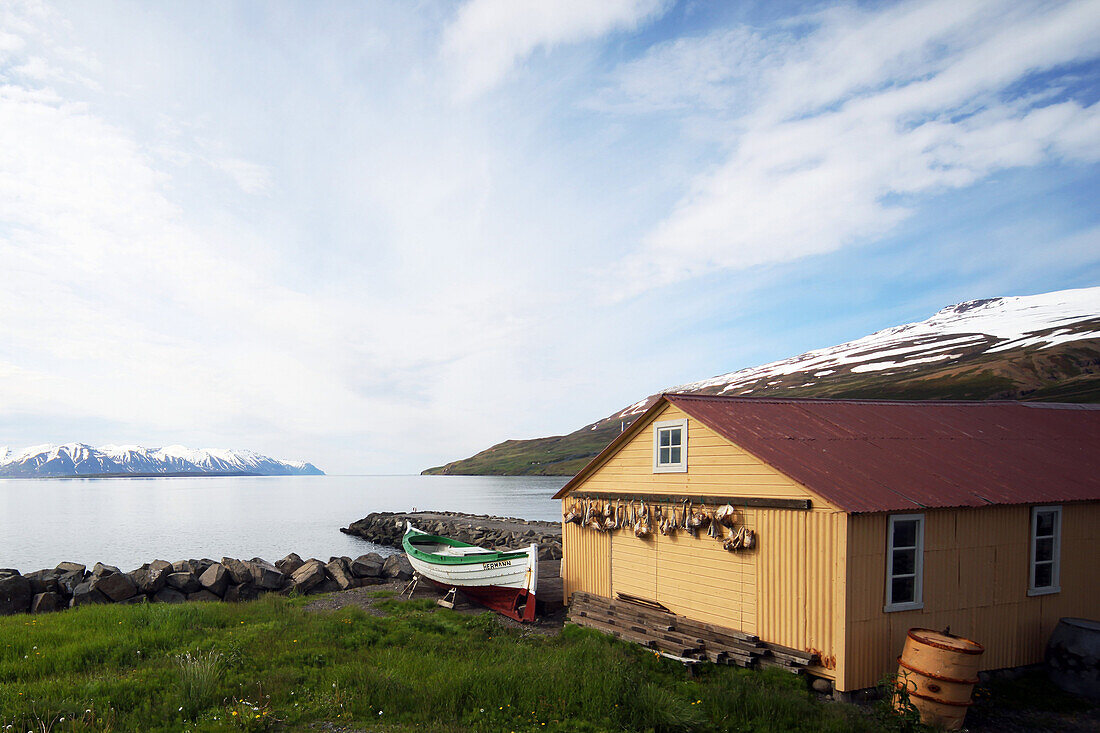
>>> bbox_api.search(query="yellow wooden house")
[553,394,1100,692]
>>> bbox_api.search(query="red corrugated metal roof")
[660,395,1100,513]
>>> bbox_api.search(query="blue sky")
[0,0,1098,473]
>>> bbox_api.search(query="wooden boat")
[402,522,538,622]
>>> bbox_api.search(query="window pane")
[659,430,671,447]
[659,447,670,464]
[892,548,915,576]
[669,447,681,464]
[892,519,917,548]
[1036,511,1054,537]
[1035,537,1054,563]
[1035,563,1053,589]
[891,577,915,604]
[668,428,681,447]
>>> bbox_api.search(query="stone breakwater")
[0,551,415,617]
[341,510,563,560]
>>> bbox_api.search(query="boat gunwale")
[402,528,531,566]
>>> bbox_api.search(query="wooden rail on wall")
[569,491,811,511]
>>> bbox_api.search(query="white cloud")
[210,157,273,195]
[605,0,1100,295]
[441,0,670,100]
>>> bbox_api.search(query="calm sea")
[0,474,568,574]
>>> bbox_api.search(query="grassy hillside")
[0,594,919,732]
[423,340,1100,476]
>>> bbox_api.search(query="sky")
[0,0,1098,474]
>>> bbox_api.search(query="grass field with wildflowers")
[0,593,925,732]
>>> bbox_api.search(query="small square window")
[652,419,687,473]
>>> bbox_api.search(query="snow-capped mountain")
[425,286,1100,475]
[0,443,323,478]
[608,286,1100,423]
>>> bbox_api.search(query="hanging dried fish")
[680,500,691,530]
[689,503,711,533]
[634,500,651,538]
[563,502,582,524]
[588,501,608,531]
[743,528,756,549]
[605,501,619,531]
[715,504,738,528]
[707,508,721,539]
[723,525,743,551]
[658,505,672,536]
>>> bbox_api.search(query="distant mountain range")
[424,286,1100,476]
[0,443,323,478]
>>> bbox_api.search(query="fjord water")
[0,474,567,573]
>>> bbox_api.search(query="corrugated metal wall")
[843,502,1100,691]
[756,508,847,675]
[561,515,610,602]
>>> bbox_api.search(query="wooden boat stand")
[437,587,458,609]
[401,572,421,598]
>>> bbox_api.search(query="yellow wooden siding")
[842,502,1100,691]
[561,402,847,673]
[561,518,610,602]
[575,404,837,505]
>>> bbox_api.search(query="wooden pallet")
[567,592,817,673]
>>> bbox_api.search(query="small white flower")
[178,706,183,711]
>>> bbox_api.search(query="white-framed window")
[652,418,688,473]
[885,513,924,612]
[1028,505,1061,596]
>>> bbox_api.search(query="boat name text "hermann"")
[483,560,512,570]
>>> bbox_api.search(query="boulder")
[0,574,32,615]
[152,587,186,604]
[119,594,148,605]
[220,557,253,585]
[30,592,62,613]
[313,577,341,594]
[150,559,172,574]
[55,561,86,576]
[57,569,86,596]
[198,563,229,597]
[351,554,384,578]
[0,568,19,578]
[224,583,260,603]
[382,554,414,580]
[25,569,62,595]
[166,572,202,594]
[187,590,220,602]
[128,563,170,595]
[70,580,109,607]
[91,562,121,578]
[171,559,196,574]
[290,560,326,593]
[92,571,138,602]
[247,559,286,590]
[195,558,216,574]
[325,559,355,590]
[276,553,304,574]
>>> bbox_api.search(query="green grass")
[0,597,918,732]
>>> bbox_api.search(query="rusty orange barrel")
[894,628,984,730]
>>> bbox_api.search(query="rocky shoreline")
[0,551,415,616]
[340,510,563,560]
